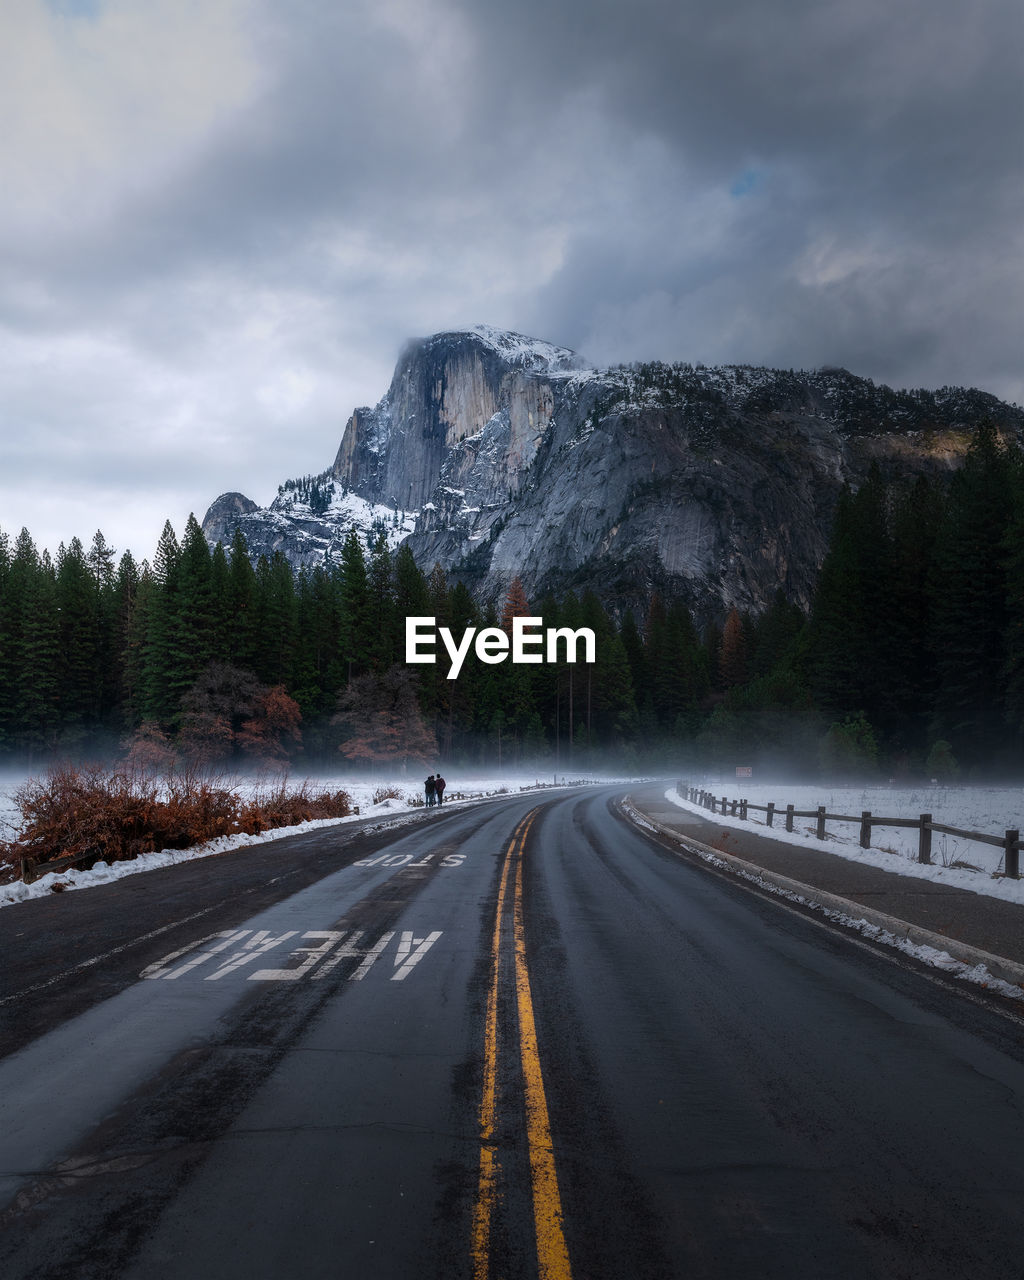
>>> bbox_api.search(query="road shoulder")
[622,784,1024,996]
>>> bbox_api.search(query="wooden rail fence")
[679,783,1021,879]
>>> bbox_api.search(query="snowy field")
[667,782,1024,905]
[0,769,605,909]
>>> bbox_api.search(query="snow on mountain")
[202,326,1024,619]
[458,324,592,375]
[202,474,416,567]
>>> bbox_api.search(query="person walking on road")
[435,774,446,806]
[424,775,436,808]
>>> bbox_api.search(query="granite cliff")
[202,325,1024,621]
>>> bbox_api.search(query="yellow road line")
[513,836,572,1280]
[471,813,529,1280]
[471,809,572,1280]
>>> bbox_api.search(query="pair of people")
[424,773,447,807]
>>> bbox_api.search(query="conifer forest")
[0,424,1021,779]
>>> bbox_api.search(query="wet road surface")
[1,786,1023,1278]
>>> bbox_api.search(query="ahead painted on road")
[140,927,443,982]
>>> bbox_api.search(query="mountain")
[201,324,1024,621]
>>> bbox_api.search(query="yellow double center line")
[471,809,572,1280]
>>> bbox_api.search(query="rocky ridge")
[201,325,1024,621]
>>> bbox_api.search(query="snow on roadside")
[0,813,368,909]
[664,786,1024,906]
[0,775,601,910]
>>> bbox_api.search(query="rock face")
[202,325,1024,620]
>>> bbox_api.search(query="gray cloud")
[1,0,1020,560]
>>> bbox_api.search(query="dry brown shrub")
[372,785,403,804]
[241,780,353,831]
[159,768,243,847]
[8,763,166,872]
[5,764,353,880]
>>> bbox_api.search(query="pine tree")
[646,596,705,733]
[885,477,942,755]
[87,531,120,730]
[254,552,297,687]
[226,527,259,671]
[393,544,430,623]
[0,526,12,747]
[748,589,805,679]
[580,592,637,746]
[1002,458,1024,749]
[209,540,231,660]
[87,530,117,591]
[443,580,482,758]
[367,531,396,670]
[718,608,748,689]
[619,610,646,706]
[166,514,218,709]
[931,422,1014,765]
[55,536,103,733]
[806,468,897,735]
[338,530,372,681]
[500,576,532,632]
[114,551,143,728]
[7,529,60,754]
[140,521,182,723]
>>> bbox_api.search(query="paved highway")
[1,786,1023,1278]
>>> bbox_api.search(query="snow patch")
[0,774,610,909]
[664,786,1024,905]
[452,325,591,375]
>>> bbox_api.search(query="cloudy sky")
[3,0,1022,562]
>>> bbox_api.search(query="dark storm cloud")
[449,0,1024,389]
[0,0,1020,559]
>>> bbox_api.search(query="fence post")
[1005,830,1020,880]
[785,804,794,832]
[860,811,871,849]
[816,806,826,840]
[730,799,737,817]
[710,795,717,813]
[766,802,774,828]
[740,799,748,820]
[918,814,932,864]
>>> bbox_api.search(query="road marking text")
[141,929,442,982]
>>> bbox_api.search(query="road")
[1,785,1023,1279]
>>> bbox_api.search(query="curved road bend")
[0,786,1022,1278]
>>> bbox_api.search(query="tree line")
[706,422,1024,779]
[0,419,1020,776]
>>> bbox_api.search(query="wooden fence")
[680,783,1021,879]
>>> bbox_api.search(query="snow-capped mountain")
[201,325,1024,620]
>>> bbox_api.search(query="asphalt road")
[1,786,1023,1279]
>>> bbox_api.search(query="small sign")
[735,766,752,778]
